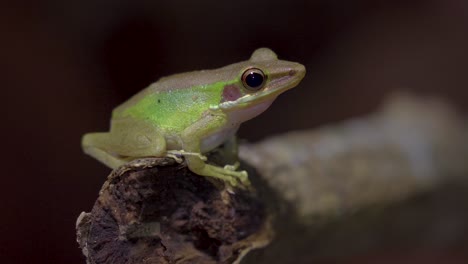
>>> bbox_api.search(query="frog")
[82,48,305,187]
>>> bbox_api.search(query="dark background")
[1,0,467,263]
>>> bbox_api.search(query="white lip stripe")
[226,99,275,124]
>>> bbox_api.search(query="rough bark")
[76,158,272,264]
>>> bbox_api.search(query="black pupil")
[245,72,264,88]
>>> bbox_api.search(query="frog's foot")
[166,150,207,161]
[200,165,250,187]
[224,163,250,186]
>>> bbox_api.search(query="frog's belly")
[200,125,239,153]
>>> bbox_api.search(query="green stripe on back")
[119,81,233,132]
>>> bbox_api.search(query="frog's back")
[111,68,237,132]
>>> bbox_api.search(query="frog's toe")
[237,171,250,185]
[218,172,240,187]
[167,150,207,161]
[197,154,208,161]
[228,177,238,187]
[224,164,235,171]
[166,153,183,163]
[223,161,240,171]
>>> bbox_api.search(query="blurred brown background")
[1,0,467,263]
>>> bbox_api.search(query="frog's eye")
[242,68,266,91]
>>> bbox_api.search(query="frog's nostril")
[288,70,296,76]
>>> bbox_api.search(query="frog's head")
[216,48,305,123]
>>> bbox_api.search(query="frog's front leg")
[219,135,239,167]
[180,113,250,187]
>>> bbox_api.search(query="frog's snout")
[288,69,297,76]
[290,63,306,78]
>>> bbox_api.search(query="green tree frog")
[82,48,305,186]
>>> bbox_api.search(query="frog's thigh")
[82,132,129,169]
[109,118,166,157]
